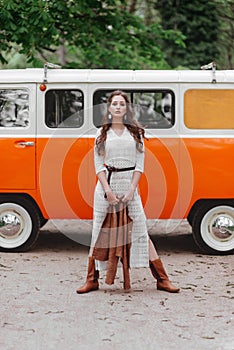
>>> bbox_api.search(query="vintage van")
[0,65,233,254]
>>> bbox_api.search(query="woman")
[76,90,179,294]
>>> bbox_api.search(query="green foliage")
[157,0,221,69]
[0,0,183,69]
[2,0,230,70]
[214,0,234,69]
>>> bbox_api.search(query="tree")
[156,0,221,69]
[214,0,234,69]
[0,0,184,69]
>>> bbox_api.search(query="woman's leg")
[76,244,99,294]
[148,237,159,260]
[76,255,99,294]
[148,236,180,293]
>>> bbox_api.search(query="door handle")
[15,141,35,147]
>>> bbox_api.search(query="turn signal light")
[40,84,47,91]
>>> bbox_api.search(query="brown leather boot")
[149,258,180,293]
[76,257,99,294]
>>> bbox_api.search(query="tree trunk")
[59,41,66,66]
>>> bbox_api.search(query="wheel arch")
[0,192,47,227]
[189,199,234,254]
[187,198,234,225]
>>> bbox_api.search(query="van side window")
[45,90,84,128]
[93,90,175,129]
[0,89,29,127]
[184,89,234,129]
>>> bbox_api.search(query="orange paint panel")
[37,138,95,219]
[1,136,233,221]
[0,138,36,189]
[141,137,234,219]
[183,138,234,204]
[142,138,179,219]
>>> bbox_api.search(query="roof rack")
[200,61,216,83]
[43,62,61,83]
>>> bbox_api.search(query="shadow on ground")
[150,233,199,254]
[35,223,198,254]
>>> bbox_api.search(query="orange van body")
[2,136,232,220]
[0,68,233,253]
[34,137,234,220]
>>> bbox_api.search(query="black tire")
[187,212,193,226]
[39,216,48,228]
[192,201,234,255]
[0,195,41,252]
[187,201,203,226]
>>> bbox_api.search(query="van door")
[37,84,93,219]
[0,84,36,189]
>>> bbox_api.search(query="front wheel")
[192,202,234,254]
[0,197,40,252]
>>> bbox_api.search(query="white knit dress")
[90,127,149,270]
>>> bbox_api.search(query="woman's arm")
[122,170,142,202]
[97,171,119,205]
[122,138,145,203]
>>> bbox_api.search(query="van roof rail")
[200,61,216,83]
[43,62,61,83]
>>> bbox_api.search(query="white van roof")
[0,68,234,83]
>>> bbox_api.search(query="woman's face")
[109,95,127,120]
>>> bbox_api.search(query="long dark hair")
[96,90,146,155]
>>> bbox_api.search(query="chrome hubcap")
[201,205,234,251]
[0,203,32,249]
[0,212,23,239]
[211,215,234,240]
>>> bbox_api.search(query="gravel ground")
[1,220,233,350]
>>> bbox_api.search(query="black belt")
[104,164,136,198]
